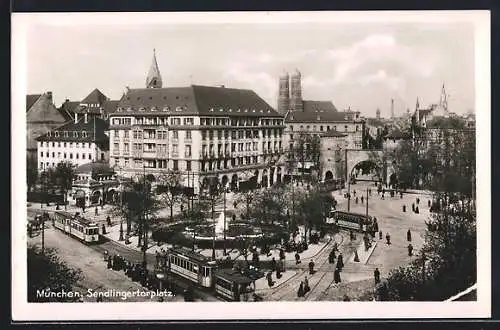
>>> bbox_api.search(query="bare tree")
[156,170,183,222]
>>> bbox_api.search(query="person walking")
[295,252,301,265]
[408,243,414,256]
[361,195,364,204]
[271,257,277,272]
[102,223,106,235]
[106,216,112,227]
[337,253,344,271]
[407,229,412,242]
[374,267,380,284]
[379,230,383,240]
[308,260,315,275]
[334,268,341,284]
[304,276,310,294]
[386,232,391,245]
[297,281,305,297]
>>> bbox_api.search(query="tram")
[158,247,262,301]
[52,211,100,243]
[327,210,374,232]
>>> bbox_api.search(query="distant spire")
[416,97,420,110]
[146,49,163,88]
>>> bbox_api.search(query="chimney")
[46,91,52,102]
[391,98,395,118]
[84,113,88,124]
[74,112,78,124]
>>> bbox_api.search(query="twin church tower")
[145,49,304,116]
[278,69,304,115]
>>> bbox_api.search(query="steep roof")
[26,93,67,123]
[26,94,41,111]
[110,85,281,117]
[285,100,355,123]
[81,88,108,105]
[146,50,163,88]
[35,117,109,145]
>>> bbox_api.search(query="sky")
[19,12,478,118]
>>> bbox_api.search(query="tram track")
[265,233,344,301]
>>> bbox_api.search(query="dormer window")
[73,132,78,137]
[117,107,122,112]
[139,107,145,112]
[82,131,88,138]
[219,108,224,112]
[267,110,271,113]
[163,106,170,112]
[126,107,132,112]
[64,131,69,137]
[151,107,157,112]
[252,109,255,112]
[229,109,232,112]
[236,109,240,112]
[47,132,51,137]
[54,131,59,137]
[260,110,263,113]
[316,116,321,121]
[209,108,214,112]
[175,106,182,112]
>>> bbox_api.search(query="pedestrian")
[106,216,112,227]
[416,197,420,205]
[102,223,106,235]
[334,268,341,284]
[107,255,113,269]
[337,253,344,270]
[95,207,98,216]
[297,281,305,297]
[355,196,359,204]
[408,243,413,256]
[415,206,420,214]
[407,229,412,242]
[271,257,277,272]
[329,250,336,264]
[428,200,431,208]
[353,190,356,197]
[349,230,355,241]
[295,252,301,265]
[374,267,380,284]
[379,230,383,240]
[333,242,338,252]
[386,233,391,245]
[308,260,315,275]
[361,196,364,204]
[412,203,415,212]
[304,276,310,294]
[400,191,403,199]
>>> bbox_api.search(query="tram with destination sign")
[327,210,374,233]
[52,211,100,243]
[157,247,263,301]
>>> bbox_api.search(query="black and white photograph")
[11,11,490,320]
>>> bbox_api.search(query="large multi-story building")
[35,113,109,171]
[108,51,285,193]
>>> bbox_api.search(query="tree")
[27,157,38,192]
[287,133,321,182]
[186,200,209,251]
[53,161,75,210]
[235,189,257,219]
[156,171,183,222]
[28,246,83,302]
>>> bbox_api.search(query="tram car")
[52,211,100,243]
[328,210,374,233]
[159,247,262,301]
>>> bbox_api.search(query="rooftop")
[285,101,360,123]
[35,117,109,143]
[75,161,115,174]
[110,85,281,118]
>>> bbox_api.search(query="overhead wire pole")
[142,163,148,270]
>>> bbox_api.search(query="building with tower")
[108,50,285,194]
[278,70,365,181]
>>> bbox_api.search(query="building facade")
[108,51,285,193]
[36,114,110,171]
[319,131,349,182]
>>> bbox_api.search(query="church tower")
[439,83,449,116]
[376,108,381,120]
[146,49,163,88]
[277,71,290,115]
[290,69,303,112]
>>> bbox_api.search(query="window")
[185,145,192,157]
[82,131,87,138]
[173,144,178,154]
[173,131,178,139]
[173,160,178,171]
[290,125,293,131]
[114,130,118,137]
[114,143,119,150]
[40,151,43,158]
[88,154,92,160]
[186,160,192,172]
[76,153,79,159]
[52,142,55,147]
[46,152,49,157]
[184,118,194,125]
[82,153,86,159]
[344,125,348,132]
[64,153,67,159]
[52,152,55,158]
[124,130,129,138]
[70,153,73,159]
[58,152,61,158]
[185,131,191,140]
